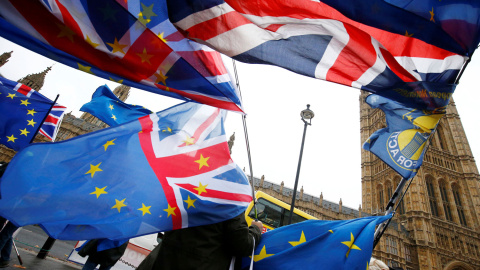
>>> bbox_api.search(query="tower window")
[439,182,453,222]
[426,178,439,217]
[453,185,468,226]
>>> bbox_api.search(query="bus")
[245,191,317,233]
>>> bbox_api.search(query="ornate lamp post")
[287,105,314,225]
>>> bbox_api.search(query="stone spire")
[228,132,235,154]
[17,66,52,91]
[0,51,13,68]
[300,186,304,199]
[112,84,130,102]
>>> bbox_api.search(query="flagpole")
[232,60,258,219]
[29,94,60,144]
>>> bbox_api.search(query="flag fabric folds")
[166,0,480,110]
[241,214,392,270]
[80,85,152,127]
[0,0,243,112]
[363,94,444,179]
[0,77,61,150]
[0,102,252,240]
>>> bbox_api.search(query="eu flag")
[363,94,444,179]
[241,215,392,270]
[80,85,152,127]
[0,77,54,151]
[0,102,252,240]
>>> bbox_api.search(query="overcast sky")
[1,37,480,209]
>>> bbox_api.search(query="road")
[14,225,78,262]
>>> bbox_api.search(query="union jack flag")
[138,104,252,230]
[0,77,66,142]
[0,0,243,112]
[166,0,480,110]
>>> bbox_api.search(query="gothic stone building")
[2,53,480,269]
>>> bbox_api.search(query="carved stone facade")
[359,90,480,270]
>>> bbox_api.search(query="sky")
[1,36,480,209]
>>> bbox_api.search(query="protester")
[137,212,262,270]
[78,238,129,270]
[0,162,19,268]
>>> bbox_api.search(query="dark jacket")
[78,239,129,268]
[146,213,261,270]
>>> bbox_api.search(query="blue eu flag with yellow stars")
[0,77,54,151]
[241,214,392,270]
[80,85,152,127]
[0,102,252,240]
[363,94,444,179]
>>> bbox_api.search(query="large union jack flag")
[167,0,480,110]
[0,102,251,240]
[0,0,243,112]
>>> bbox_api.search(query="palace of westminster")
[1,51,479,270]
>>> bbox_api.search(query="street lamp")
[287,104,314,225]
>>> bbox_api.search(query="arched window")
[377,184,384,212]
[426,177,439,217]
[452,184,468,226]
[439,180,453,221]
[436,124,447,151]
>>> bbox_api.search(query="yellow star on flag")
[141,3,157,20]
[107,38,128,54]
[85,162,103,178]
[85,35,99,48]
[78,63,94,75]
[111,114,117,121]
[157,32,168,43]
[154,71,168,85]
[341,232,361,258]
[90,186,108,198]
[164,204,177,217]
[103,139,116,151]
[289,231,306,246]
[112,198,127,213]
[162,127,172,133]
[6,135,17,142]
[137,14,151,26]
[138,203,152,216]
[109,104,114,110]
[56,23,76,42]
[194,182,208,195]
[329,230,334,233]
[109,77,124,84]
[19,128,30,137]
[405,30,414,37]
[7,93,15,99]
[183,136,195,146]
[253,245,274,262]
[27,109,37,116]
[20,99,31,106]
[194,154,210,170]
[136,48,154,64]
[184,196,197,209]
[27,119,36,127]
[429,7,435,22]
